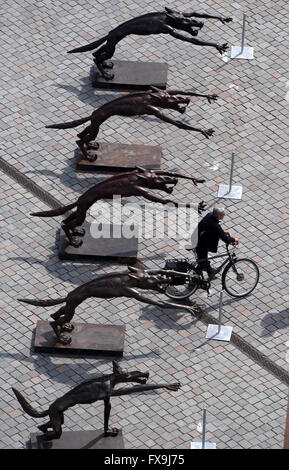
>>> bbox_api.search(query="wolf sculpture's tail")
[30,201,77,218]
[18,297,67,307]
[46,116,91,129]
[12,388,49,418]
[67,35,108,53]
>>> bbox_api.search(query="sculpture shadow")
[260,308,289,337]
[1,351,107,389]
[1,349,161,391]
[198,292,240,316]
[10,253,168,305]
[22,163,106,197]
[22,161,186,199]
[139,302,200,332]
[53,69,121,108]
[9,254,150,286]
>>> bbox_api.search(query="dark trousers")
[196,246,213,275]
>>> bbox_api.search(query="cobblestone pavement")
[1,0,289,449]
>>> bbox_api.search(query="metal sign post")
[231,14,254,60]
[206,291,233,342]
[191,408,216,449]
[218,152,243,200]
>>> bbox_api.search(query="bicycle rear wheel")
[165,273,198,300]
[222,258,259,298]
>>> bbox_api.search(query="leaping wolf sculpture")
[12,361,181,441]
[19,266,201,344]
[46,87,218,160]
[68,7,232,80]
[30,167,206,247]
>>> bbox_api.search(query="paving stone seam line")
[1,157,289,387]
[0,156,61,209]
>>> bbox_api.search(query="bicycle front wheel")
[222,258,259,298]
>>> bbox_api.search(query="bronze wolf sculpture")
[30,167,206,247]
[68,7,232,79]
[12,360,181,441]
[19,266,200,344]
[46,87,217,160]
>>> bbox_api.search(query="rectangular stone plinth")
[92,60,168,90]
[58,222,138,264]
[76,142,162,172]
[34,320,125,356]
[30,429,124,449]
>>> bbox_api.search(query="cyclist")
[195,206,239,279]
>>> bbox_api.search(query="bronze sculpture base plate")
[58,222,138,264]
[92,60,168,90]
[34,320,125,356]
[76,142,162,172]
[30,429,124,449]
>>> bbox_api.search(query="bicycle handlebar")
[226,243,238,254]
[226,241,238,247]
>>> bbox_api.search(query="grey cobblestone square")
[0,0,289,450]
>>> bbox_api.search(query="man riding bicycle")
[196,206,239,279]
[165,207,259,300]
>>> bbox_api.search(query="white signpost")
[191,408,216,449]
[231,14,254,60]
[218,152,243,200]
[206,290,233,342]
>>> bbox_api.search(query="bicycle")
[164,244,259,300]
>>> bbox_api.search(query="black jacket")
[197,213,235,253]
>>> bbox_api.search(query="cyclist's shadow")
[260,308,289,337]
